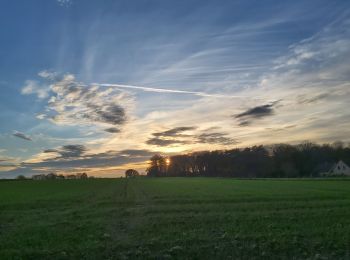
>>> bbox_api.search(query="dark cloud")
[147,126,196,146]
[12,131,32,141]
[60,145,87,158]
[20,149,156,170]
[153,126,197,137]
[235,104,274,119]
[146,137,190,146]
[43,149,58,153]
[234,101,280,126]
[0,164,17,168]
[147,126,238,147]
[85,103,126,125]
[44,145,87,159]
[238,121,251,126]
[119,149,155,157]
[104,127,121,133]
[198,133,239,145]
[0,167,41,179]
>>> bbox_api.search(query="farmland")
[1,178,350,259]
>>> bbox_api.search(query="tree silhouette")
[125,169,139,178]
[147,142,350,178]
[147,154,167,177]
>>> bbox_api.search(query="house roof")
[329,160,350,172]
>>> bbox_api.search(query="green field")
[1,178,350,259]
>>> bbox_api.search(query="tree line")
[146,142,350,178]
[29,172,89,180]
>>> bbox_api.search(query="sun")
[165,158,171,166]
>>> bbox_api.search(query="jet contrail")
[92,83,253,99]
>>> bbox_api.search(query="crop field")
[1,178,350,259]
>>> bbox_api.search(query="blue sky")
[1,0,350,177]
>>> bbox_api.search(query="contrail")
[92,83,252,99]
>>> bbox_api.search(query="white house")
[326,160,350,176]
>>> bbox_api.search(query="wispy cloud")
[38,70,58,80]
[21,80,49,99]
[296,93,331,105]
[13,131,32,141]
[94,83,253,99]
[56,0,72,7]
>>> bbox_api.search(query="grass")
[1,178,350,259]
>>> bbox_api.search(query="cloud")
[0,146,154,177]
[38,70,58,80]
[0,164,19,172]
[85,103,125,125]
[22,73,130,129]
[146,126,238,147]
[94,83,251,99]
[43,144,87,159]
[0,166,45,178]
[22,148,156,170]
[13,13,350,176]
[297,93,331,104]
[234,101,280,126]
[21,80,49,99]
[48,75,128,127]
[36,114,46,120]
[198,133,239,145]
[0,157,16,163]
[146,137,190,146]
[56,0,72,7]
[235,104,275,119]
[153,126,197,137]
[146,126,196,146]
[13,131,32,141]
[119,149,156,157]
[0,155,19,173]
[237,120,251,127]
[104,127,121,133]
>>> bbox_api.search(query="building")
[320,160,350,176]
[327,160,350,176]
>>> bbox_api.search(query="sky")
[1,0,350,178]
